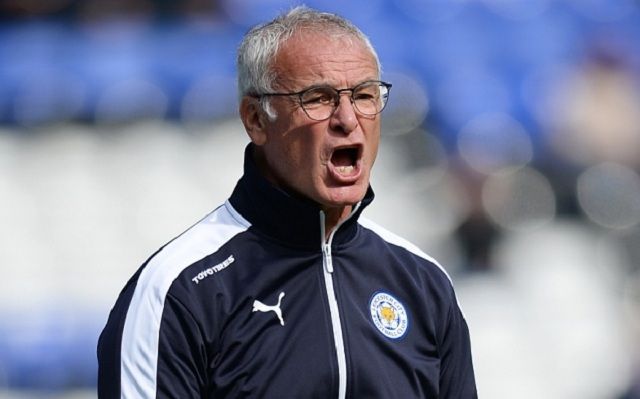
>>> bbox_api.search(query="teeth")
[337,165,354,174]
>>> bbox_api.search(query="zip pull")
[319,210,334,273]
[323,243,334,273]
[319,203,363,274]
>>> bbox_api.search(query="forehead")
[272,30,379,89]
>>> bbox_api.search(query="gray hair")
[237,6,381,119]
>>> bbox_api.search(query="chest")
[199,247,442,398]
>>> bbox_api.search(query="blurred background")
[1,0,639,397]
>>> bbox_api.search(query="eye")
[353,91,376,101]
[301,88,335,106]
[353,84,380,101]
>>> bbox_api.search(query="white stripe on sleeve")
[119,201,250,398]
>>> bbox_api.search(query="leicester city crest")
[369,291,409,339]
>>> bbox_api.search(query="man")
[98,6,476,398]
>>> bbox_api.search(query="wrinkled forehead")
[272,30,379,87]
[292,28,377,61]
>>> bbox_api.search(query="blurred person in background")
[97,6,476,398]
[544,43,640,169]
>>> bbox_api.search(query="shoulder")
[357,216,454,286]
[103,202,251,395]
[136,201,251,300]
[121,201,251,349]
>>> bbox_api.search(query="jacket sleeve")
[97,269,140,399]
[155,292,208,397]
[98,279,207,398]
[439,295,478,398]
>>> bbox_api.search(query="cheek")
[290,138,322,176]
[268,135,315,180]
[364,123,381,162]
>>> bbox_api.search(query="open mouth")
[330,145,362,177]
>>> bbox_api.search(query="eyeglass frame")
[254,80,392,121]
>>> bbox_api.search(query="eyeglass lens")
[300,82,389,121]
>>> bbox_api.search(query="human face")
[254,32,381,216]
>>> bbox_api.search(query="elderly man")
[98,6,476,398]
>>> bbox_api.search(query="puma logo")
[252,292,285,326]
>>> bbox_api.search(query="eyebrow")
[297,79,380,92]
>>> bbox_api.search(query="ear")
[239,96,268,146]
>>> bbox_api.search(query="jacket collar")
[229,144,374,249]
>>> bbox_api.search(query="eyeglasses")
[258,80,392,121]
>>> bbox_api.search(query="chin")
[322,183,368,207]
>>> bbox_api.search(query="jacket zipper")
[319,203,361,399]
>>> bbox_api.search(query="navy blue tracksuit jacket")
[98,145,477,398]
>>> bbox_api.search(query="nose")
[329,93,358,134]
